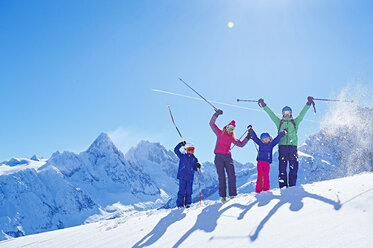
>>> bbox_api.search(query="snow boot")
[221,197,227,202]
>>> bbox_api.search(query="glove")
[214,109,223,116]
[307,96,314,106]
[281,129,288,136]
[196,162,201,169]
[258,98,266,108]
[247,125,253,131]
[180,141,186,146]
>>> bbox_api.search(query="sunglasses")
[261,137,271,143]
[283,111,292,116]
[226,126,234,132]
[186,147,195,152]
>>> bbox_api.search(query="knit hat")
[226,120,236,128]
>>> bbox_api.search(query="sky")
[0,0,373,164]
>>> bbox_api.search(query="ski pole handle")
[230,129,248,150]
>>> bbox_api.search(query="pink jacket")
[209,114,249,155]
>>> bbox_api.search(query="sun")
[227,22,234,28]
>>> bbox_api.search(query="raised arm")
[263,106,281,128]
[295,104,311,126]
[270,131,285,148]
[249,129,261,145]
[259,99,281,128]
[209,110,223,136]
[174,141,185,159]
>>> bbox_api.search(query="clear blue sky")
[1,0,373,163]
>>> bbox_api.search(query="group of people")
[174,96,315,207]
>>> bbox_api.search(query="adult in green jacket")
[258,96,314,188]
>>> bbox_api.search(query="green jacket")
[263,105,310,146]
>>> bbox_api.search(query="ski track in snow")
[1,173,372,248]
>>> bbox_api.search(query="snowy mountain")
[0,134,255,240]
[0,157,97,240]
[0,134,166,241]
[1,173,372,248]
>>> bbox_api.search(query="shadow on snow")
[132,208,186,248]
[133,185,342,247]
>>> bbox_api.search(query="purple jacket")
[174,142,198,182]
[250,129,283,163]
[210,114,249,155]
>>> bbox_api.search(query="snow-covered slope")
[1,173,372,248]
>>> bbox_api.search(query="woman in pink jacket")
[210,109,250,202]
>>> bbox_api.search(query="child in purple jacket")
[248,125,287,193]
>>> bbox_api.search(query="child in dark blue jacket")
[248,125,287,193]
[174,141,201,208]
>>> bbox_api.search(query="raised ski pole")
[311,98,353,114]
[197,168,202,205]
[178,77,218,111]
[237,98,261,108]
[168,105,184,142]
[237,99,258,102]
[313,98,354,103]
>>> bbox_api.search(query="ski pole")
[237,98,261,108]
[237,99,258,103]
[168,105,184,142]
[178,78,218,111]
[230,129,249,150]
[197,168,202,205]
[311,98,354,114]
[313,98,354,103]
[252,140,259,152]
[285,132,294,146]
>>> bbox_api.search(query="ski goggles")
[226,125,235,132]
[186,147,195,153]
[261,137,272,143]
[282,110,292,117]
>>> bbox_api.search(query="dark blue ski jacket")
[174,142,199,182]
[249,130,283,163]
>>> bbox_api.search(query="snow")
[0,158,47,176]
[1,173,372,248]
[298,151,314,159]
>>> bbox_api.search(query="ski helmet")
[260,133,270,140]
[185,143,194,149]
[282,106,292,112]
